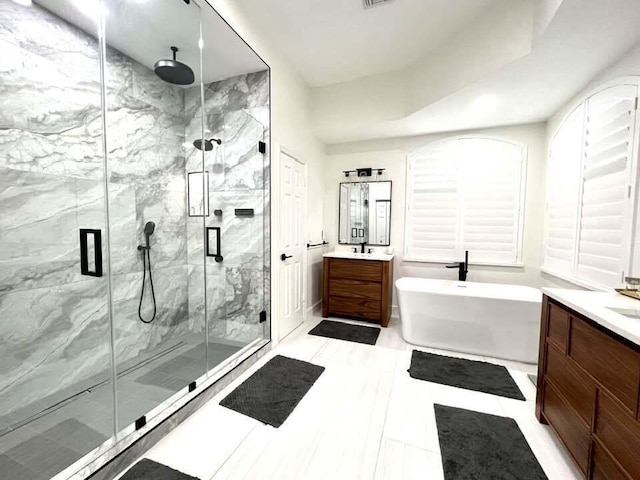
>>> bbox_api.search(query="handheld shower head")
[144,221,156,247]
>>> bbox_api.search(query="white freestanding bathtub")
[396,277,542,363]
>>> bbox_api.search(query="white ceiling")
[234,0,496,86]
[36,0,267,85]
[299,0,640,144]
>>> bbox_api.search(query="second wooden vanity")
[322,253,394,327]
[536,290,640,479]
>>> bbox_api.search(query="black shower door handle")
[206,227,224,263]
[80,229,103,277]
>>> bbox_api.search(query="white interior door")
[279,151,306,340]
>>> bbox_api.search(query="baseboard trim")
[307,300,322,315]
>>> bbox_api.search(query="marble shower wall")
[0,1,194,422]
[184,71,270,345]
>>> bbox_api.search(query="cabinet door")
[591,441,631,480]
[569,318,640,412]
[329,296,381,321]
[542,380,591,474]
[545,344,595,426]
[594,391,640,479]
[329,259,382,282]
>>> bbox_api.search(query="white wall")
[548,41,640,135]
[324,123,554,309]
[203,0,327,342]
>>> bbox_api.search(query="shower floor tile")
[37,419,108,456]
[0,454,46,480]
[4,433,83,479]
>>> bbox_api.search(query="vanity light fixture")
[342,168,386,178]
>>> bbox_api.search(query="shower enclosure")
[0,0,270,478]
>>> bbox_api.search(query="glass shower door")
[201,82,271,368]
[101,0,206,432]
[0,1,114,478]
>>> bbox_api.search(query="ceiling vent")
[363,0,395,10]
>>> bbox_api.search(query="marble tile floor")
[114,315,583,480]
[0,341,241,480]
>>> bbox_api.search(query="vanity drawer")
[329,279,381,300]
[591,441,630,480]
[594,391,640,479]
[328,259,382,282]
[548,302,570,352]
[568,317,640,412]
[545,343,595,426]
[542,380,591,474]
[328,296,381,321]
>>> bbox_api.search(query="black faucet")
[446,250,469,281]
[360,242,366,253]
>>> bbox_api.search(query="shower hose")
[138,247,157,323]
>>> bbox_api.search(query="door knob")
[280,253,292,261]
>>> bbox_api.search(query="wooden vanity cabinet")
[536,295,640,479]
[322,257,393,327]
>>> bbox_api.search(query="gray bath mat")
[408,350,525,400]
[220,355,324,427]
[435,405,547,480]
[308,320,381,345]
[120,459,199,479]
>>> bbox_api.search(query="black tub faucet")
[360,242,366,253]
[446,250,469,281]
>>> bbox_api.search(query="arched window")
[405,137,527,265]
[543,82,639,288]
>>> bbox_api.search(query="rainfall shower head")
[154,46,195,86]
[193,138,222,151]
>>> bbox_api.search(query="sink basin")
[607,307,640,320]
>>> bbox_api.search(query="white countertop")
[323,251,395,262]
[543,288,640,347]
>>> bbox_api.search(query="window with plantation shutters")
[543,82,639,289]
[405,137,526,265]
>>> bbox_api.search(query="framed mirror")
[339,181,392,246]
